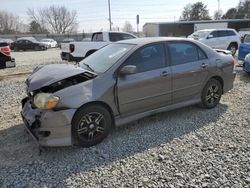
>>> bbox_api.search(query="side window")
[210,31,219,38]
[219,30,228,37]
[121,33,136,40]
[168,42,199,65]
[109,33,123,42]
[92,33,103,41]
[197,47,207,60]
[227,30,236,36]
[124,43,166,73]
[17,40,24,44]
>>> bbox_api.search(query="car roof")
[17,37,37,41]
[197,28,236,32]
[116,37,194,45]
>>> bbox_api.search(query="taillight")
[0,46,10,56]
[69,44,75,53]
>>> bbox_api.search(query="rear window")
[227,30,236,36]
[92,33,103,41]
[218,30,236,37]
[109,33,135,42]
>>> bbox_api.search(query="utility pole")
[108,0,112,31]
[217,0,220,13]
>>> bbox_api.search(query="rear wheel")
[72,105,112,147]
[228,43,237,56]
[200,79,222,109]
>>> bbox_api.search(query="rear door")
[217,30,229,49]
[168,41,209,103]
[117,43,172,116]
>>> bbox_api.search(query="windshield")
[191,31,210,39]
[244,35,250,44]
[79,43,135,73]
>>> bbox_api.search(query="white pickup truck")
[61,31,136,62]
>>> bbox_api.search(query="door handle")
[201,63,208,68]
[160,71,168,77]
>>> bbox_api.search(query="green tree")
[222,1,250,19]
[181,1,211,21]
[236,0,250,19]
[222,8,237,19]
[29,20,49,34]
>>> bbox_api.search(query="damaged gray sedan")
[21,38,236,147]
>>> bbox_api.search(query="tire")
[72,105,112,147]
[200,79,222,109]
[228,43,237,56]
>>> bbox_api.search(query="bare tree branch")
[27,5,78,34]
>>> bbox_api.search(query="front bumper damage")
[21,97,76,147]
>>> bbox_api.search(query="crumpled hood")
[26,64,95,92]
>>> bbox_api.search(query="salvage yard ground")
[0,49,249,187]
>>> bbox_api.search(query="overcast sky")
[2,0,239,32]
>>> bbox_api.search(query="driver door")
[205,31,220,48]
[117,43,172,117]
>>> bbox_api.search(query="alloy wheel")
[77,112,105,141]
[205,84,220,105]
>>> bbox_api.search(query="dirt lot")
[0,50,249,187]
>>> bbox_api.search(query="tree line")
[0,5,78,34]
[1,1,250,34]
[181,0,250,21]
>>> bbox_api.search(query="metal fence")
[0,33,92,42]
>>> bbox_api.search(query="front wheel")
[228,44,237,56]
[72,105,112,147]
[200,79,222,109]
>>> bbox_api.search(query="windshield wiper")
[83,63,95,72]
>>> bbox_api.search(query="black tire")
[200,79,222,109]
[72,105,112,147]
[228,43,237,56]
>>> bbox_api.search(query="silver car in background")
[21,38,236,147]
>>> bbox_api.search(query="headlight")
[34,93,59,109]
[244,53,250,62]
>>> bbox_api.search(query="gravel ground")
[0,50,249,187]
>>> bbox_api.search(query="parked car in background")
[238,34,250,61]
[60,38,75,60]
[61,31,136,62]
[238,34,250,73]
[10,37,48,51]
[40,38,57,48]
[0,42,15,69]
[21,37,235,147]
[188,29,241,56]
[242,53,250,73]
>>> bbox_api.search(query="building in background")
[143,19,250,37]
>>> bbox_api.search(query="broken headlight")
[34,93,59,109]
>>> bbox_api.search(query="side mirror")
[120,65,137,75]
[207,34,213,39]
